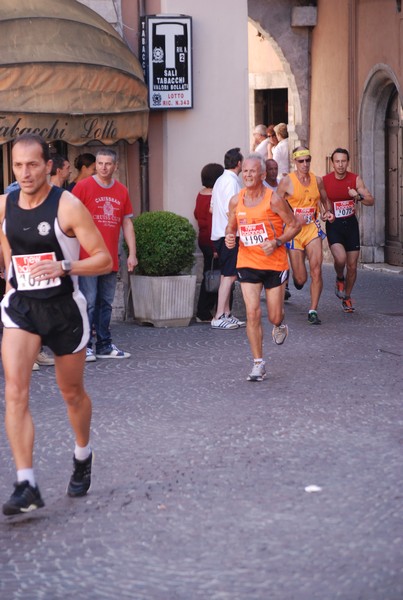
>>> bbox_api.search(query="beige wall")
[310,1,350,177]
[146,0,250,224]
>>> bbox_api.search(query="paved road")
[0,264,402,600]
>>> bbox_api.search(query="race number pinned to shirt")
[294,207,316,224]
[334,199,355,218]
[12,252,61,291]
[239,222,268,246]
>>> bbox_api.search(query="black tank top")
[5,186,74,298]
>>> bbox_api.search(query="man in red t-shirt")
[323,148,374,312]
[73,149,137,359]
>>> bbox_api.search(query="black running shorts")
[1,289,89,355]
[237,267,288,289]
[326,215,360,252]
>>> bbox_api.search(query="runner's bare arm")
[224,194,239,249]
[270,192,302,247]
[276,174,293,199]
[317,176,335,222]
[351,176,374,206]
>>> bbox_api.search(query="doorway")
[254,88,288,127]
[385,90,403,266]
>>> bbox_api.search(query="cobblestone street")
[0,264,402,600]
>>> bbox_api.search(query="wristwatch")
[275,239,283,247]
[61,259,72,276]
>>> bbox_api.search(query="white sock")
[17,468,36,487]
[254,358,263,363]
[74,442,92,461]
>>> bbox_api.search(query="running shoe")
[96,344,131,359]
[272,323,289,345]
[342,297,355,313]
[247,360,266,382]
[335,278,345,299]
[211,315,239,330]
[85,347,96,362]
[308,310,321,325]
[225,314,246,327]
[67,453,93,497]
[2,481,45,515]
[32,362,40,371]
[36,350,55,366]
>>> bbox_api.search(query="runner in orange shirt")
[225,154,301,382]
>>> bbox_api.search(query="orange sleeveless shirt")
[235,187,288,271]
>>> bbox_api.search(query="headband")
[293,149,311,159]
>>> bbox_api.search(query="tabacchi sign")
[141,15,193,110]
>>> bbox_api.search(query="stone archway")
[359,64,403,264]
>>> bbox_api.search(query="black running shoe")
[2,481,45,516]
[67,453,93,497]
[308,310,321,325]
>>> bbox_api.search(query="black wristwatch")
[61,259,72,276]
[275,239,283,247]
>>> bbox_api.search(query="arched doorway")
[385,90,403,266]
[359,65,402,264]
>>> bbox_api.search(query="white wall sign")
[141,15,193,110]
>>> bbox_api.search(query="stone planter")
[130,274,197,327]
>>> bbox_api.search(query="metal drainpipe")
[348,0,358,171]
[139,0,150,213]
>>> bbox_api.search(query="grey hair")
[244,153,266,173]
[96,148,117,163]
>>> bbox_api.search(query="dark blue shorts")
[213,237,239,276]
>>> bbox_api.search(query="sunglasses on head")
[296,157,311,163]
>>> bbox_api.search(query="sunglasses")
[296,157,311,163]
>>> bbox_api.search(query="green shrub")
[132,211,196,276]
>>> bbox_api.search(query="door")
[385,90,403,266]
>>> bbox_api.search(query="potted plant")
[129,210,197,327]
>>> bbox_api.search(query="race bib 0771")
[12,252,61,291]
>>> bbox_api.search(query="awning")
[0,0,149,146]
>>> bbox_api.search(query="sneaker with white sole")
[36,350,55,366]
[272,323,289,345]
[3,481,45,515]
[247,360,266,382]
[67,453,93,497]
[225,314,246,327]
[211,315,239,330]
[96,344,131,359]
[85,347,96,362]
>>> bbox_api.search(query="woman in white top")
[268,123,290,178]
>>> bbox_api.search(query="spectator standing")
[73,149,137,360]
[67,153,96,192]
[194,163,224,322]
[264,158,279,191]
[252,125,270,159]
[268,123,290,178]
[210,147,245,330]
[50,154,71,188]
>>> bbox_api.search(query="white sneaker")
[225,314,246,327]
[272,323,288,345]
[96,344,131,359]
[36,350,55,366]
[85,348,96,362]
[247,360,266,382]
[211,315,239,330]
[32,362,40,371]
